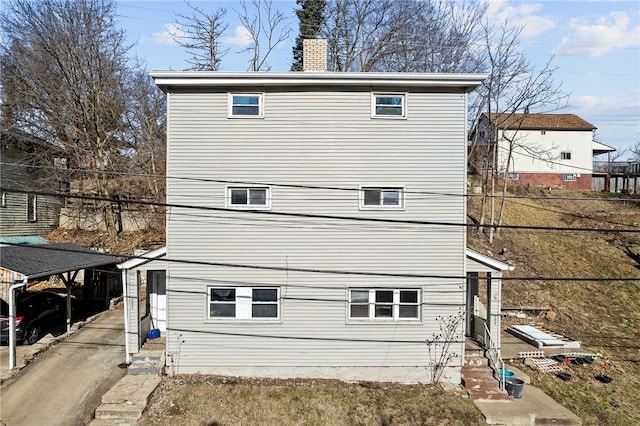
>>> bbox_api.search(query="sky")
[116,0,640,157]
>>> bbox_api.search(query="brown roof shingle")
[483,113,596,130]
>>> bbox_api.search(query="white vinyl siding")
[162,85,468,381]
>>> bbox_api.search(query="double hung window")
[229,94,263,117]
[372,94,406,118]
[209,287,279,319]
[349,289,420,321]
[27,194,37,222]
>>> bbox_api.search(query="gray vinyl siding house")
[151,70,490,384]
[0,128,64,238]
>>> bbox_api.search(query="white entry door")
[149,270,167,332]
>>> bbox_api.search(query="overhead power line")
[2,241,639,283]
[2,161,640,203]
[3,187,640,234]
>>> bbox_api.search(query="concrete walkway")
[0,309,127,426]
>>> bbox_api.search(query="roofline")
[150,71,488,92]
[592,140,616,152]
[3,259,118,280]
[466,248,515,272]
[117,246,167,270]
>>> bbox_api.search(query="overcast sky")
[117,0,640,156]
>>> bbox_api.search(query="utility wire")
[3,241,639,282]
[3,161,639,203]
[4,187,640,233]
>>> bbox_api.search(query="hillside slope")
[468,189,640,425]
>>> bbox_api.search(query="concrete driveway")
[0,309,127,425]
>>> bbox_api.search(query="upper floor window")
[228,187,270,209]
[560,152,572,160]
[563,173,577,181]
[372,93,406,118]
[208,287,279,320]
[27,194,37,222]
[229,93,263,118]
[360,187,403,209]
[349,288,420,321]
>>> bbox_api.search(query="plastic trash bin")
[505,377,525,398]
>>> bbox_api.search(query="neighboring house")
[141,41,511,384]
[471,113,616,190]
[0,128,66,238]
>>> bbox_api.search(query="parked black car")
[0,290,70,345]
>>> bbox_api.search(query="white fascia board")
[117,246,167,270]
[150,71,488,92]
[466,248,515,272]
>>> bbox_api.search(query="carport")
[0,242,119,369]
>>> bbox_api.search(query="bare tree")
[236,0,291,71]
[172,2,228,71]
[321,0,486,73]
[123,71,166,228]
[0,0,136,240]
[471,19,569,243]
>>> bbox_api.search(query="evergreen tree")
[291,0,326,71]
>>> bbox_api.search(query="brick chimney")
[303,39,328,72]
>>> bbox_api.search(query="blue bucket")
[148,328,160,339]
[499,369,515,379]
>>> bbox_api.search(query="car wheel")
[22,326,40,345]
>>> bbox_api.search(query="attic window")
[229,94,263,118]
[561,152,572,160]
[540,129,546,135]
[372,94,406,118]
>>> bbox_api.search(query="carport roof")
[0,243,119,280]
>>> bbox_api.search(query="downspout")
[120,267,131,364]
[9,277,28,369]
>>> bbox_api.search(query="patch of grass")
[139,376,486,426]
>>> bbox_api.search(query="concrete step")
[470,389,511,401]
[101,375,161,405]
[94,403,144,420]
[89,416,139,425]
[464,355,489,367]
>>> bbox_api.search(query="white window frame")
[507,172,519,180]
[371,93,406,119]
[560,151,572,160]
[26,194,37,222]
[228,93,263,118]
[226,186,271,209]
[563,173,577,181]
[208,286,280,320]
[348,288,421,322]
[359,186,404,210]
